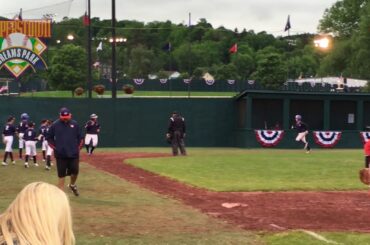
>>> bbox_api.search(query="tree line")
[1,0,369,91]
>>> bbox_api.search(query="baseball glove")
[165,133,171,144]
[359,168,370,185]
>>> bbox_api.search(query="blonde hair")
[0,182,75,245]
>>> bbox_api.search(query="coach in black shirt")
[47,107,83,196]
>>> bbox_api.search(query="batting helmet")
[90,113,98,119]
[20,113,29,120]
[295,115,302,120]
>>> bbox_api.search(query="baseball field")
[1,148,370,244]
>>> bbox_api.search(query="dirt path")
[81,152,370,232]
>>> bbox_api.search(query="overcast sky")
[1,0,337,35]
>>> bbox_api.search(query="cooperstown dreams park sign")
[0,20,51,78]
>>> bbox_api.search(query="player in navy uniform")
[292,115,311,153]
[84,114,100,155]
[38,119,48,162]
[47,107,83,196]
[16,113,29,159]
[23,121,38,168]
[2,116,16,166]
[166,111,187,156]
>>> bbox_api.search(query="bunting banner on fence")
[183,79,191,84]
[205,79,215,85]
[133,78,145,85]
[247,80,255,85]
[360,132,370,143]
[159,79,168,84]
[313,131,342,148]
[227,79,235,85]
[255,130,285,147]
[310,82,316,87]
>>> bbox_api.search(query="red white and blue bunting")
[133,78,145,85]
[183,79,191,84]
[205,79,215,85]
[159,79,168,84]
[227,79,235,85]
[360,132,370,143]
[313,131,342,148]
[255,130,284,147]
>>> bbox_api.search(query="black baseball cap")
[59,107,72,120]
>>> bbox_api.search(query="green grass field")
[2,148,370,244]
[20,90,238,98]
[128,148,366,191]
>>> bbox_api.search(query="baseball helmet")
[90,113,98,119]
[20,113,29,120]
[295,114,302,120]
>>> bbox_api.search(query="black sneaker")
[68,184,79,196]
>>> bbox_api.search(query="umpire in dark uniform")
[47,107,83,196]
[166,111,187,156]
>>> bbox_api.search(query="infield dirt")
[81,152,370,232]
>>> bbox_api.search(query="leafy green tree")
[127,45,159,78]
[349,2,370,79]
[48,44,87,90]
[318,0,368,37]
[252,50,287,89]
[215,64,240,80]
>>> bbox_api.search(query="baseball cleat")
[45,166,51,171]
[24,162,29,168]
[12,161,16,165]
[34,163,39,167]
[68,184,79,196]
[2,162,8,166]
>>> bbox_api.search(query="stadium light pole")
[87,0,92,99]
[111,0,117,99]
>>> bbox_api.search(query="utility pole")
[87,0,92,98]
[111,0,117,99]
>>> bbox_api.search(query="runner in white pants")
[16,113,29,159]
[23,121,38,168]
[84,114,100,155]
[2,116,16,166]
[292,115,311,153]
[45,120,54,170]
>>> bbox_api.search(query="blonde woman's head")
[0,182,75,245]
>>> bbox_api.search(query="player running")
[292,114,311,153]
[2,116,16,166]
[84,114,100,155]
[23,121,38,168]
[16,113,29,159]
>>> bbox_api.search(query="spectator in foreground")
[0,182,75,245]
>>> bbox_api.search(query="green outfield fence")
[0,97,235,147]
[0,91,369,148]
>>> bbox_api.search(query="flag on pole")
[96,41,103,52]
[284,15,291,32]
[163,42,172,52]
[18,8,23,21]
[229,43,237,53]
[83,11,90,26]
